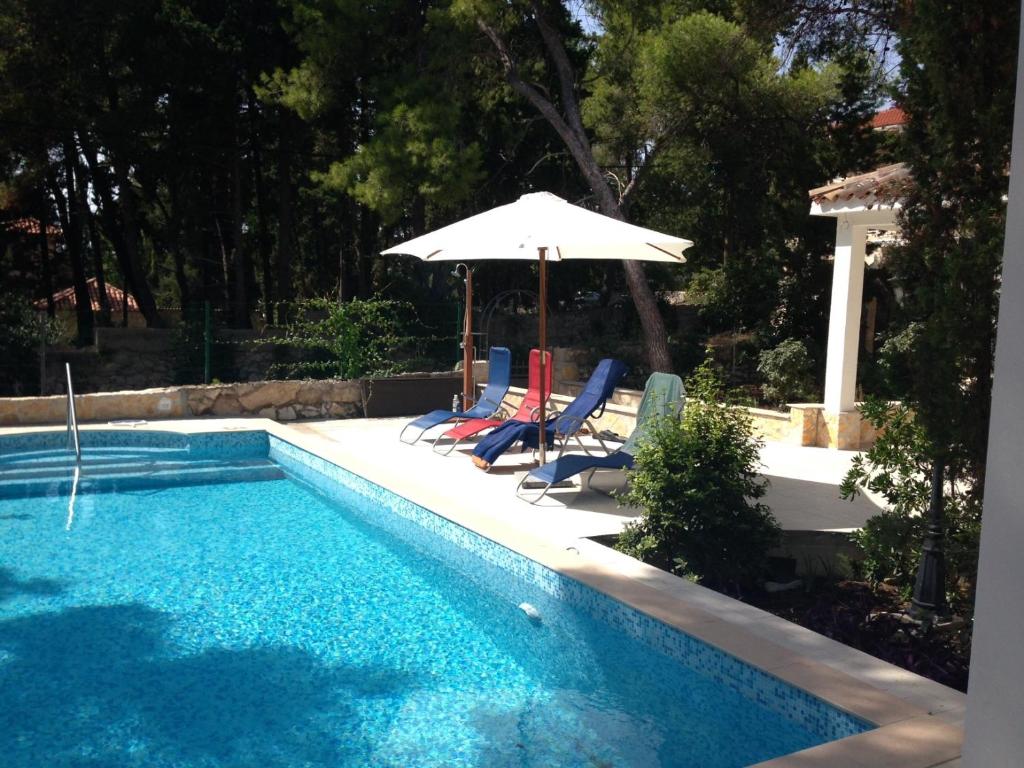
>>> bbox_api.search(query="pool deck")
[1,416,965,767]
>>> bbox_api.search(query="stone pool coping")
[0,418,965,767]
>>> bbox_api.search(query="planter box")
[362,374,463,418]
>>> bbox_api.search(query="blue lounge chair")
[516,372,684,503]
[399,346,512,445]
[471,358,628,469]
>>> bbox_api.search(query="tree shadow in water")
[0,566,65,604]
[0,603,419,767]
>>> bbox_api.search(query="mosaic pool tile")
[268,434,872,743]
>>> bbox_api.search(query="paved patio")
[290,417,883,540]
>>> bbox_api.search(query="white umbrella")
[382,191,693,463]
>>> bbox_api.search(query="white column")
[823,218,866,413]
[963,7,1024,764]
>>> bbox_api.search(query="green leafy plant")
[841,398,981,612]
[616,354,780,591]
[757,338,815,406]
[0,292,64,395]
[267,297,413,380]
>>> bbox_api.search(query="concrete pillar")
[963,8,1024,764]
[823,218,866,414]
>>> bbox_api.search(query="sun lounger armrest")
[554,413,586,436]
[530,403,559,422]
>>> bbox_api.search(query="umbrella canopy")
[382,191,693,465]
[381,191,692,262]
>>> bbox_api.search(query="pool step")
[0,446,192,468]
[0,458,285,499]
[0,457,245,483]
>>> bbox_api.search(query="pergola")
[808,163,910,443]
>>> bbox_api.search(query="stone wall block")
[210,393,241,416]
[238,380,302,412]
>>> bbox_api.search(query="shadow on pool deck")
[0,603,417,767]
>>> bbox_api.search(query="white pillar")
[823,218,866,413]
[963,7,1024,764]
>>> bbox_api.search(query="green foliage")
[757,338,815,405]
[267,297,413,380]
[616,353,780,589]
[889,0,1017,480]
[0,292,63,395]
[585,7,855,341]
[684,267,734,328]
[316,100,485,224]
[841,399,982,612]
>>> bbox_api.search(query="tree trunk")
[79,136,162,328]
[112,159,162,327]
[84,210,111,327]
[77,146,112,328]
[476,10,674,372]
[37,186,54,317]
[275,111,295,322]
[253,135,274,324]
[250,94,274,325]
[165,179,191,311]
[52,144,94,346]
[230,140,251,329]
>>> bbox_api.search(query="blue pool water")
[0,431,869,767]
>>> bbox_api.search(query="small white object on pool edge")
[518,602,541,622]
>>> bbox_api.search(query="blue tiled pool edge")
[266,433,873,744]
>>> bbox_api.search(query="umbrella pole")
[462,267,474,409]
[538,247,547,466]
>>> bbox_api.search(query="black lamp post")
[909,458,948,621]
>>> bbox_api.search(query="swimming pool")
[0,430,871,767]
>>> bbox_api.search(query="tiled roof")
[871,106,908,129]
[35,277,140,312]
[808,163,911,206]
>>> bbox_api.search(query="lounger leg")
[515,472,553,505]
[399,423,430,445]
[573,425,610,456]
[431,434,463,456]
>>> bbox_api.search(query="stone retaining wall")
[0,378,365,426]
[483,382,875,450]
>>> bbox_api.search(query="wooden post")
[462,267,474,409]
[538,247,548,465]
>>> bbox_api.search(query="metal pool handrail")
[65,363,81,464]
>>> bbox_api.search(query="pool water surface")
[0,433,868,767]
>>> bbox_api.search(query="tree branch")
[475,17,595,176]
[529,1,588,145]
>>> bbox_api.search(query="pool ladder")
[65,363,81,464]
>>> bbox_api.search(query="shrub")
[267,297,413,380]
[616,354,781,591]
[756,338,815,405]
[840,398,981,613]
[0,292,63,395]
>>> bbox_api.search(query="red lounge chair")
[431,349,552,456]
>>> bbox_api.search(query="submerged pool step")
[0,455,223,481]
[0,446,192,468]
[0,458,285,499]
